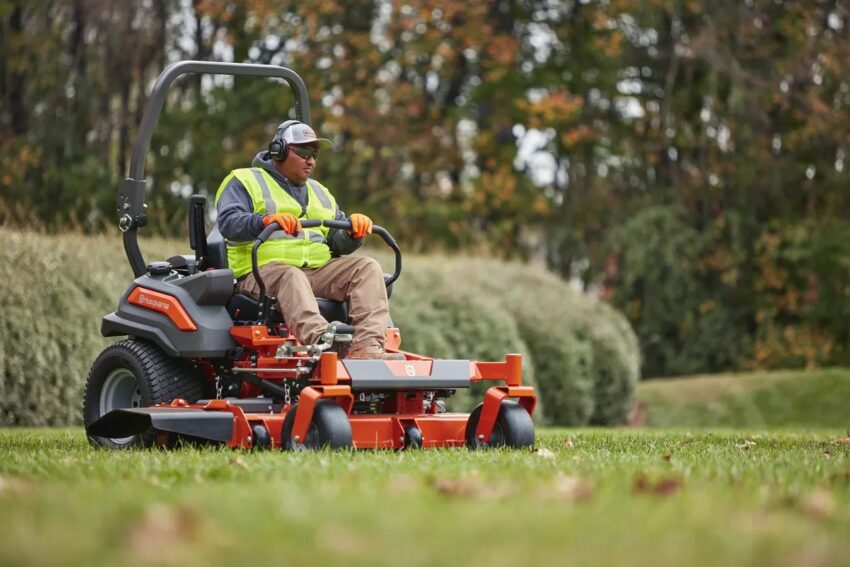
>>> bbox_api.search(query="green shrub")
[0,229,639,427]
[751,219,850,369]
[387,263,539,416]
[575,300,641,425]
[606,206,750,377]
[412,257,641,425]
[0,231,124,425]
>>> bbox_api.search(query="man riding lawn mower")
[215,117,402,361]
[84,61,537,451]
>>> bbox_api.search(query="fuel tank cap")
[146,261,172,276]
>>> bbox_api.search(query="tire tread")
[83,339,204,448]
[465,400,534,449]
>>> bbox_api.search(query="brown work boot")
[346,347,405,361]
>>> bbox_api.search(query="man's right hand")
[263,213,301,235]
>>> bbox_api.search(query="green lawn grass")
[638,368,850,428]
[0,427,848,566]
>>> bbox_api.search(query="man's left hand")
[348,213,373,239]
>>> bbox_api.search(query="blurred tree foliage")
[1,0,849,376]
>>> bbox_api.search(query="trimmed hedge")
[385,260,540,416]
[0,231,125,425]
[416,258,641,425]
[0,229,639,426]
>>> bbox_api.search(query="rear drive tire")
[465,400,535,450]
[83,339,204,449]
[282,400,353,451]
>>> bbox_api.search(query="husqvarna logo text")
[138,293,169,311]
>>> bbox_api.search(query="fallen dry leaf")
[430,476,513,500]
[387,474,419,494]
[632,474,684,497]
[833,435,850,446]
[432,477,477,497]
[662,454,672,462]
[736,440,757,450]
[827,471,849,485]
[626,401,647,427]
[536,448,556,459]
[229,457,246,468]
[0,476,31,496]
[319,525,368,554]
[800,489,835,520]
[537,474,594,502]
[128,504,198,561]
[563,437,575,448]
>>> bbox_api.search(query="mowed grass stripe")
[0,428,847,566]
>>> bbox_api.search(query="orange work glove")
[348,213,373,239]
[263,213,301,235]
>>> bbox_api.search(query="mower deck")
[88,352,536,450]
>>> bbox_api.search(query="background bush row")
[0,229,639,427]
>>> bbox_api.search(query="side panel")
[102,271,237,357]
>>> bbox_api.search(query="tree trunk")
[69,0,87,160]
[7,1,26,135]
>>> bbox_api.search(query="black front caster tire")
[282,400,353,451]
[404,425,423,449]
[83,339,204,449]
[252,424,272,450]
[465,400,535,450]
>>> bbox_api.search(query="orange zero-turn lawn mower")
[84,61,536,451]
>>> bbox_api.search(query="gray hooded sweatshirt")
[216,151,362,257]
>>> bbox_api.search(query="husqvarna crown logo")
[405,364,416,377]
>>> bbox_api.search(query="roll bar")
[118,60,312,277]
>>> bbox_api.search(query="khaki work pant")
[236,256,390,352]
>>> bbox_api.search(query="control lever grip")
[330,322,356,335]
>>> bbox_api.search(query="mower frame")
[85,60,536,451]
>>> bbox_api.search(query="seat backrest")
[206,225,228,270]
[188,195,209,262]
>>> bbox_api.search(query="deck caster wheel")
[404,425,423,449]
[282,400,353,451]
[465,400,534,450]
[252,424,271,450]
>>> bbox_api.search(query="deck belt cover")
[343,359,471,390]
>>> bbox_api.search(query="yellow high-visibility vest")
[214,168,337,278]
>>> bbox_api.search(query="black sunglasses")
[290,147,320,161]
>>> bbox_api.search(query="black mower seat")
[227,292,348,325]
[207,225,350,324]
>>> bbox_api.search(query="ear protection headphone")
[268,120,301,162]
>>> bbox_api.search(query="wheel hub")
[99,368,142,444]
